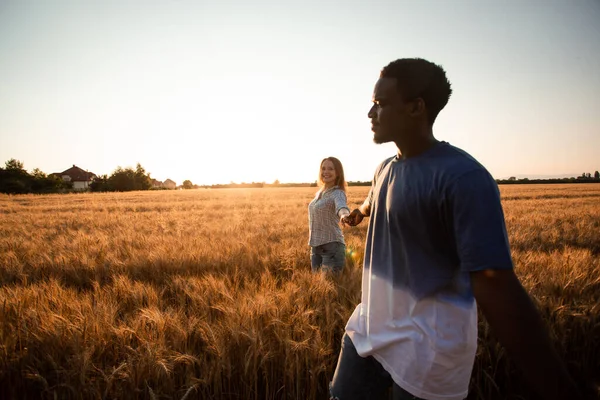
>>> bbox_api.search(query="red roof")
[58,165,97,182]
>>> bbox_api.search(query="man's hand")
[342,209,365,227]
[471,269,585,400]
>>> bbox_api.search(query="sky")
[1,0,599,185]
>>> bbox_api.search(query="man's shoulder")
[431,143,501,198]
[433,142,490,180]
[436,142,482,165]
[374,156,396,176]
[377,155,397,168]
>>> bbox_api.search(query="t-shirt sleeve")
[364,186,374,211]
[446,169,513,272]
[364,175,376,210]
[333,189,349,215]
[365,157,395,211]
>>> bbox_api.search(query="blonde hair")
[317,157,347,192]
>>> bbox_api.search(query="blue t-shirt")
[364,140,513,299]
[346,141,513,400]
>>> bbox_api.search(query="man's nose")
[368,105,376,118]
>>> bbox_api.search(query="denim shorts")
[329,333,425,400]
[310,241,345,273]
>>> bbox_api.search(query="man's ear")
[409,98,426,117]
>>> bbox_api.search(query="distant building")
[151,178,163,189]
[51,165,96,191]
[163,179,176,189]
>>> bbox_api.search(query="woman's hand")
[342,209,365,227]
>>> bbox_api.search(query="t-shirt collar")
[394,141,447,162]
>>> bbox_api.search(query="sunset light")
[1,1,598,185]
[1,2,599,398]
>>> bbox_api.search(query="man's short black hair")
[380,58,452,125]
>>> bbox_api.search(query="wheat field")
[0,184,599,399]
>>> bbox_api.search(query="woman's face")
[321,160,337,187]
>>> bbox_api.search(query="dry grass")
[0,184,599,399]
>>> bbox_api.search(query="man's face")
[368,77,414,144]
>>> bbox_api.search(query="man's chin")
[372,133,391,144]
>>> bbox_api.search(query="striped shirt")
[308,186,350,247]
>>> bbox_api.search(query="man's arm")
[358,200,371,217]
[343,158,393,227]
[343,199,371,226]
[448,169,590,398]
[470,269,583,400]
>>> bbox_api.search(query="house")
[150,178,176,190]
[51,165,97,191]
[163,179,176,189]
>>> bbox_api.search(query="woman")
[308,157,350,273]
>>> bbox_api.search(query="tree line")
[0,159,154,194]
[0,159,72,194]
[89,164,152,192]
[496,171,600,185]
[2,158,599,195]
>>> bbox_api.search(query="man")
[331,58,585,400]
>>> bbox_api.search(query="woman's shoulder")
[327,186,346,197]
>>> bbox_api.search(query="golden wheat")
[0,185,598,399]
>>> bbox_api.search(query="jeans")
[310,241,345,272]
[329,333,425,400]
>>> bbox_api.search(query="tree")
[0,159,30,194]
[109,167,133,191]
[0,159,69,194]
[182,180,193,189]
[31,168,46,179]
[5,158,25,171]
[595,171,599,180]
[95,163,153,192]
[30,169,71,193]
[89,174,112,192]
[134,163,152,191]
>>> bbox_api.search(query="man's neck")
[396,129,438,159]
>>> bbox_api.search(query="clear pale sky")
[1,0,599,185]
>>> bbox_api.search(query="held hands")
[341,209,365,227]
